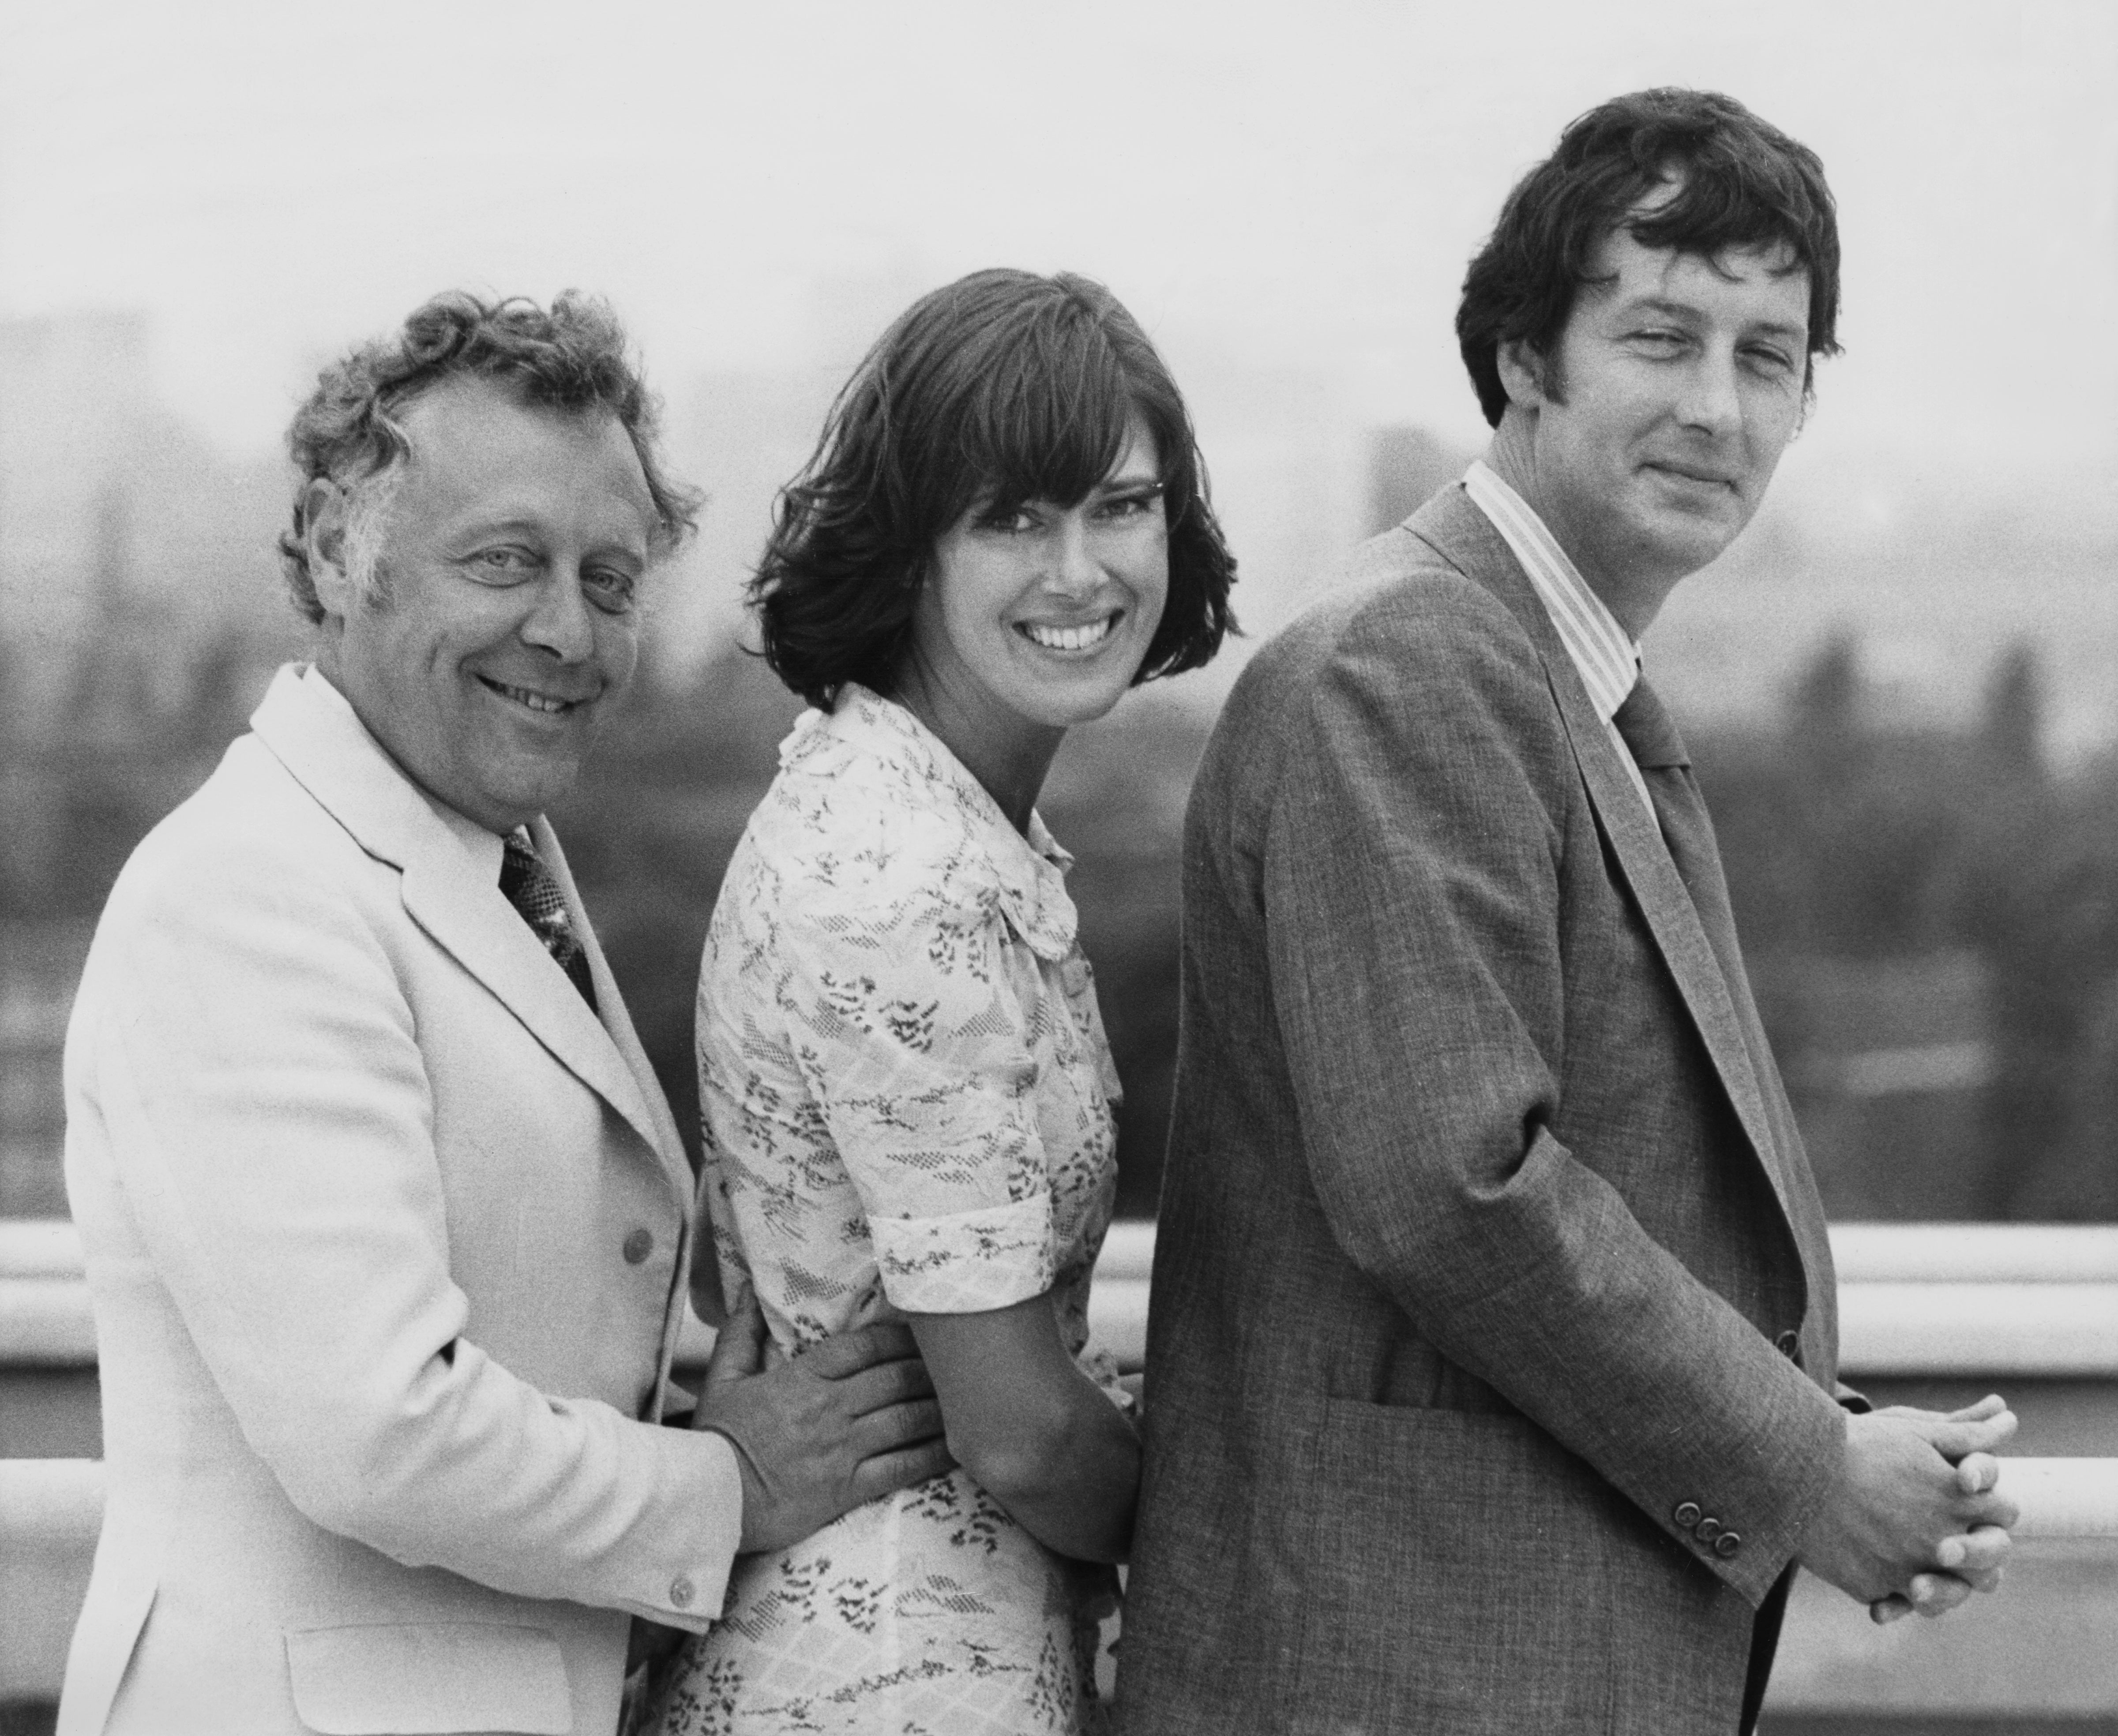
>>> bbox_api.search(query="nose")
[1677,347,1744,440]
[1048,515,1102,596]
[520,573,596,662]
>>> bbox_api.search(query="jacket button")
[1695,1516,1724,1544]
[669,1575,695,1608]
[624,1228,655,1265]
[1775,1330,1801,1359]
[1673,1501,1702,1529]
[1715,1531,1743,1558]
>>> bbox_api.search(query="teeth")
[488,680,572,713]
[1022,616,1115,652]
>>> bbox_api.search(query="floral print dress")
[650,686,1126,1736]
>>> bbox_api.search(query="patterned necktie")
[499,829,597,1012]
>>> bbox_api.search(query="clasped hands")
[690,1300,954,1554]
[1795,1395,2019,1626]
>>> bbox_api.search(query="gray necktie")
[1611,675,1783,1103]
[1611,678,1738,975]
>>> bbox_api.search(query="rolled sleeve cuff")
[872,1197,1055,1313]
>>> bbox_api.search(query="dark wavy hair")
[1457,88,1841,428]
[753,268,1237,710]
[278,290,700,622]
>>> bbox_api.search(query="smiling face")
[904,417,1169,747]
[310,375,654,834]
[1497,220,1811,626]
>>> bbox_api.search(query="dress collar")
[791,684,1078,960]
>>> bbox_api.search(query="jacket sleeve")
[79,832,743,1629]
[1258,583,1844,1606]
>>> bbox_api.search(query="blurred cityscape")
[5,306,2118,1226]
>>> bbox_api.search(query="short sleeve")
[781,884,1055,1313]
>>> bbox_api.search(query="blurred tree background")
[8,568,2118,1226]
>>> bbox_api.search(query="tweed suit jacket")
[58,665,744,1736]
[1116,484,1848,1735]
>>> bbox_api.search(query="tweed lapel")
[246,666,686,1201]
[1400,490,1796,1222]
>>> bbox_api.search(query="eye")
[1097,487,1165,522]
[976,504,1041,535]
[464,546,539,583]
[1743,345,1797,376]
[584,567,639,613]
[1627,327,1688,354]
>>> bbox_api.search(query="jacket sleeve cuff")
[616,1428,745,1631]
[1668,1372,1846,1609]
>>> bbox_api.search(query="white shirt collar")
[1462,460,1640,725]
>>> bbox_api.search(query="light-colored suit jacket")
[1118,485,1848,1734]
[59,665,743,1736]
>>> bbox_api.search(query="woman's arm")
[906,1294,1140,1563]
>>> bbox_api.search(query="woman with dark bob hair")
[650,270,1233,1735]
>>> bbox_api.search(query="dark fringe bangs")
[940,304,1145,520]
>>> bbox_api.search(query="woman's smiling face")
[906,416,1169,739]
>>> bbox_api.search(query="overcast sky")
[4,0,2114,504]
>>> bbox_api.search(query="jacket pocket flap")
[284,1623,571,1734]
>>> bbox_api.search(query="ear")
[1495,338,1552,411]
[300,477,355,621]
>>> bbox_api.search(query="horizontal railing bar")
[18,1275,2118,1378]
[0,1219,83,1277]
[17,1218,2118,1285]
[0,1458,103,1543]
[1832,1223,2118,1284]
[1097,1223,2118,1288]
[1097,1221,1155,1282]
[19,1221,2118,1377]
[2002,1459,2118,1537]
[0,1277,98,1365]
[1836,1284,2118,1377]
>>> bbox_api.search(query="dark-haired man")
[59,292,949,1736]
[1121,90,2016,1734]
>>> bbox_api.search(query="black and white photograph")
[2,3,2116,1732]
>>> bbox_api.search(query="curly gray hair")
[279,290,701,622]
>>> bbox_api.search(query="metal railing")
[1085,1219,2118,1380]
[17,1219,2118,1372]
[10,1217,2118,1719]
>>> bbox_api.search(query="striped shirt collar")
[1462,459,1640,724]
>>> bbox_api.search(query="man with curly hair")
[58,291,949,1736]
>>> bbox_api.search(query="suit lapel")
[529,813,694,1205]
[395,844,679,1185]
[1403,491,1797,1222]
[248,667,686,1199]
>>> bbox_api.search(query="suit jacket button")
[624,1228,655,1265]
[669,1575,695,1608]
[1715,1531,1743,1558]
[1695,1516,1724,1544]
[1775,1329,1801,1359]
[1673,1501,1703,1529]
